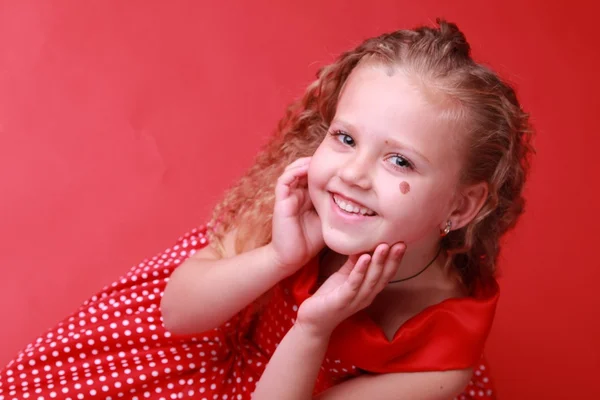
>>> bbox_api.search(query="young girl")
[0,19,532,400]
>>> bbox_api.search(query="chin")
[321,227,376,255]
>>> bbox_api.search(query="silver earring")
[440,220,452,237]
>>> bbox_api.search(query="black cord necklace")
[318,246,443,284]
[387,246,442,284]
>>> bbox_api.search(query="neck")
[320,237,451,288]
[388,237,447,287]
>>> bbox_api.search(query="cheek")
[379,181,448,230]
[307,167,321,212]
[399,181,410,194]
[307,163,320,195]
[307,149,332,201]
[308,144,339,184]
[307,153,327,185]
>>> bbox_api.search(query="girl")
[0,19,532,400]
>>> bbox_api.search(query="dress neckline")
[285,256,500,372]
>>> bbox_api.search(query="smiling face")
[308,61,468,255]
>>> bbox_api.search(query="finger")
[325,255,369,312]
[348,254,361,265]
[290,176,309,194]
[295,174,308,187]
[283,167,309,190]
[344,254,370,292]
[361,244,389,290]
[275,163,310,202]
[337,253,362,275]
[381,243,407,283]
[284,157,312,172]
[337,258,355,275]
[298,192,315,213]
[284,163,311,177]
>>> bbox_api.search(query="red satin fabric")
[291,255,499,374]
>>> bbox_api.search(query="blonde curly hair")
[207,19,534,291]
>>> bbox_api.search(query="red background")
[1,1,599,398]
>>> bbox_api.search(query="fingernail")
[394,243,406,255]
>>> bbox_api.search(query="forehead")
[335,63,464,161]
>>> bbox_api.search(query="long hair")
[207,19,534,291]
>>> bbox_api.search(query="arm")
[253,245,396,399]
[252,323,330,399]
[162,157,324,335]
[253,321,471,400]
[161,240,289,335]
[316,368,472,400]
[254,243,471,399]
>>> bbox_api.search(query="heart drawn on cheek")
[399,181,410,194]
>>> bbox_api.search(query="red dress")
[0,226,498,400]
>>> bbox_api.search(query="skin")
[307,60,488,282]
[254,61,489,399]
[399,181,410,194]
[164,59,490,400]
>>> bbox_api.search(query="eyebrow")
[333,118,432,165]
[383,137,431,165]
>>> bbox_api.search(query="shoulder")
[316,368,472,400]
[188,227,242,261]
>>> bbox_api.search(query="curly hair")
[207,18,534,291]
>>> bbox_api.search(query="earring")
[440,220,452,237]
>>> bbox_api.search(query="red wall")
[1,1,598,398]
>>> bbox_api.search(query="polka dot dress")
[0,226,496,399]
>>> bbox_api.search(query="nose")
[338,155,372,190]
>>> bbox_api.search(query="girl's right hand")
[270,157,324,275]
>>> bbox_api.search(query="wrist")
[293,319,335,341]
[263,242,302,278]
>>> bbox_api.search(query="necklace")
[387,246,442,284]
[318,247,443,284]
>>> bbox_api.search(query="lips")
[331,193,376,216]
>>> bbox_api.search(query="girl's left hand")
[295,242,406,337]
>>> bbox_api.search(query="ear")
[446,181,489,231]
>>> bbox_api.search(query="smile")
[332,193,376,216]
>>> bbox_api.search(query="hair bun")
[436,18,471,58]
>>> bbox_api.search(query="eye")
[388,155,414,170]
[330,130,355,147]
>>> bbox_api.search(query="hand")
[269,157,325,275]
[295,242,406,336]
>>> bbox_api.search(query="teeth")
[333,195,375,216]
